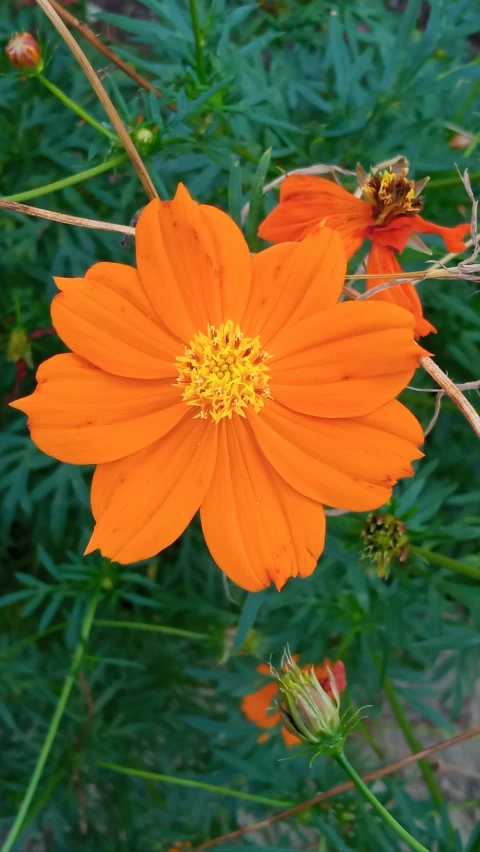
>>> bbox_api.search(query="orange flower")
[12,185,426,591]
[258,163,470,338]
[242,659,346,746]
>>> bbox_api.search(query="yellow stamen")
[362,166,423,225]
[175,320,271,424]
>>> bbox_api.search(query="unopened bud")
[6,32,44,75]
[449,133,473,151]
[361,512,409,578]
[272,649,345,754]
[131,125,157,154]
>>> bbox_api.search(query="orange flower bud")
[6,32,44,75]
[449,133,473,151]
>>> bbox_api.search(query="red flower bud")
[6,32,44,74]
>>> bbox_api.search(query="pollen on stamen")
[174,320,272,424]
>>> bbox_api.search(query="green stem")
[3,155,127,204]
[335,753,431,852]
[94,619,209,641]
[1,591,101,852]
[37,74,117,141]
[427,171,480,189]
[464,133,480,157]
[97,762,292,808]
[20,766,67,835]
[411,545,480,582]
[383,678,443,810]
[189,0,207,83]
[0,622,67,660]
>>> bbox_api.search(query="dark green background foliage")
[1,0,480,849]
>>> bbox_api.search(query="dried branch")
[0,199,135,236]
[35,0,158,200]
[423,392,444,437]
[194,725,480,850]
[47,0,171,104]
[420,357,480,439]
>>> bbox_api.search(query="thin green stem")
[97,762,292,808]
[189,0,207,83]
[20,766,67,835]
[0,622,67,660]
[411,545,480,582]
[3,155,127,204]
[94,619,209,641]
[1,591,101,852]
[383,678,444,810]
[37,74,117,141]
[427,171,480,189]
[335,753,430,852]
[464,133,480,157]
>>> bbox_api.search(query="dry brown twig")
[193,725,480,850]
[35,0,158,200]
[0,199,135,237]
[419,357,480,439]
[47,0,171,103]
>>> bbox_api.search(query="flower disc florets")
[175,320,271,423]
[361,159,425,225]
[361,512,410,578]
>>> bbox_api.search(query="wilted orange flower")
[13,185,425,591]
[242,659,346,746]
[258,161,470,338]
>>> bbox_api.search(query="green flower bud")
[131,126,157,154]
[273,649,345,755]
[7,328,33,367]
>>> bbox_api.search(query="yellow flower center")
[362,167,423,225]
[175,320,271,424]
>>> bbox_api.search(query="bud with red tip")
[6,32,44,75]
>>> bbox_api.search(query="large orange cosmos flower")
[258,162,470,338]
[12,185,426,592]
[242,659,346,746]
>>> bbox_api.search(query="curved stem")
[189,0,207,83]
[94,619,209,641]
[1,591,101,852]
[335,753,431,852]
[37,73,117,140]
[383,678,443,809]
[97,762,291,808]
[411,545,480,582]
[2,155,127,204]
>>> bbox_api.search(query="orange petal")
[269,301,427,418]
[413,217,470,253]
[248,399,423,511]
[85,262,155,316]
[366,242,436,338]
[10,354,185,464]
[52,272,180,380]
[85,416,217,563]
[200,418,326,592]
[135,186,252,342]
[258,175,371,257]
[241,682,280,729]
[243,227,346,345]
